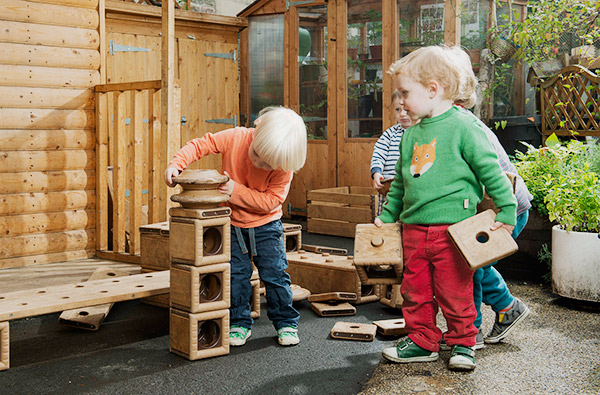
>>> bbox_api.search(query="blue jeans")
[473,210,529,328]
[230,220,299,330]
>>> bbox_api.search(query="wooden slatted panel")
[0,65,100,89]
[0,129,94,150]
[0,210,95,237]
[0,20,100,50]
[0,150,95,172]
[0,87,94,110]
[0,250,96,271]
[0,270,169,322]
[0,229,95,260]
[0,43,100,70]
[0,170,95,194]
[0,0,99,29]
[0,190,95,216]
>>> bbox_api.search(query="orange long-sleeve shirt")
[168,127,293,228]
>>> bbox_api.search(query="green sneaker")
[230,325,251,346]
[277,326,300,346]
[440,329,485,351]
[382,337,439,363]
[448,345,476,371]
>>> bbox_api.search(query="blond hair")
[388,45,478,108]
[253,106,307,172]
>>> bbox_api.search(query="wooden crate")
[169,308,229,361]
[307,187,378,238]
[140,221,170,271]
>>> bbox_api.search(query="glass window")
[298,5,328,140]
[249,15,285,123]
[397,0,445,56]
[347,0,383,138]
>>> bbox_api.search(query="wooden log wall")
[0,0,101,269]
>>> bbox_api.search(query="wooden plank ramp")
[0,270,169,322]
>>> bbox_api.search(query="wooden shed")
[237,0,528,217]
[0,0,247,268]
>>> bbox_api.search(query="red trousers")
[401,223,477,351]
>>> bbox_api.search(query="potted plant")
[365,9,382,59]
[543,136,600,302]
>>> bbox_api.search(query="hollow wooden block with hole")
[0,321,8,371]
[170,263,230,313]
[379,284,403,309]
[477,172,518,213]
[169,216,230,266]
[447,209,519,270]
[330,321,377,341]
[286,251,380,304]
[140,221,170,271]
[283,230,301,252]
[354,224,403,285]
[282,223,302,232]
[373,318,408,337]
[301,244,348,256]
[310,302,356,317]
[250,279,260,319]
[308,292,357,303]
[169,308,229,360]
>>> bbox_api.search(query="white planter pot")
[551,225,600,302]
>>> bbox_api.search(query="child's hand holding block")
[447,209,518,270]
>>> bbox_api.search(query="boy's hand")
[372,173,384,190]
[218,171,234,196]
[490,221,514,235]
[164,166,180,187]
[374,217,384,228]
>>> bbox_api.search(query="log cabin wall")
[0,0,101,269]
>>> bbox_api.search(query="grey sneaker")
[448,345,476,371]
[440,329,485,351]
[485,297,530,344]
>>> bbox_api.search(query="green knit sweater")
[378,106,517,226]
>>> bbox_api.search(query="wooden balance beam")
[0,270,170,371]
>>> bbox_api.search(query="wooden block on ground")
[301,244,348,256]
[58,267,131,330]
[447,209,518,270]
[310,302,356,317]
[330,321,377,341]
[169,308,229,360]
[373,318,408,337]
[355,265,403,285]
[250,279,260,319]
[170,263,230,313]
[0,321,8,371]
[283,230,301,252]
[169,216,231,266]
[379,284,403,309]
[140,221,170,271]
[308,292,357,303]
[291,284,311,302]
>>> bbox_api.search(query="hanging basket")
[489,35,517,62]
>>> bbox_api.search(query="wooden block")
[283,230,301,252]
[140,221,170,271]
[250,279,260,319]
[380,177,394,197]
[308,292,357,303]
[379,284,403,309]
[373,318,408,336]
[169,216,231,266]
[310,302,356,317]
[356,284,381,304]
[300,244,348,256]
[169,308,229,361]
[447,209,519,270]
[290,284,311,302]
[141,268,170,309]
[0,321,8,371]
[170,263,230,313]
[307,218,357,238]
[58,267,131,330]
[354,223,403,266]
[330,321,377,341]
[355,265,403,285]
[477,172,518,213]
[282,223,302,232]
[170,207,231,219]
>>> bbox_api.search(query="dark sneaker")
[230,325,251,346]
[382,337,439,363]
[485,297,530,344]
[277,326,300,346]
[440,329,485,351]
[449,345,476,371]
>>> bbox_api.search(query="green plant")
[537,243,552,283]
[365,10,383,45]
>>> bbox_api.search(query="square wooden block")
[330,321,377,341]
[355,264,403,285]
[169,308,229,360]
[140,221,170,271]
[170,216,231,266]
[354,223,403,266]
[170,263,230,313]
[310,302,356,317]
[379,284,403,309]
[0,321,8,371]
[373,318,408,337]
[447,209,518,270]
[283,230,301,252]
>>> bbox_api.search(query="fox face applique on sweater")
[410,138,437,178]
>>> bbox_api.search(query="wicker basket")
[489,35,517,63]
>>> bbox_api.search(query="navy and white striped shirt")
[370,123,405,179]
